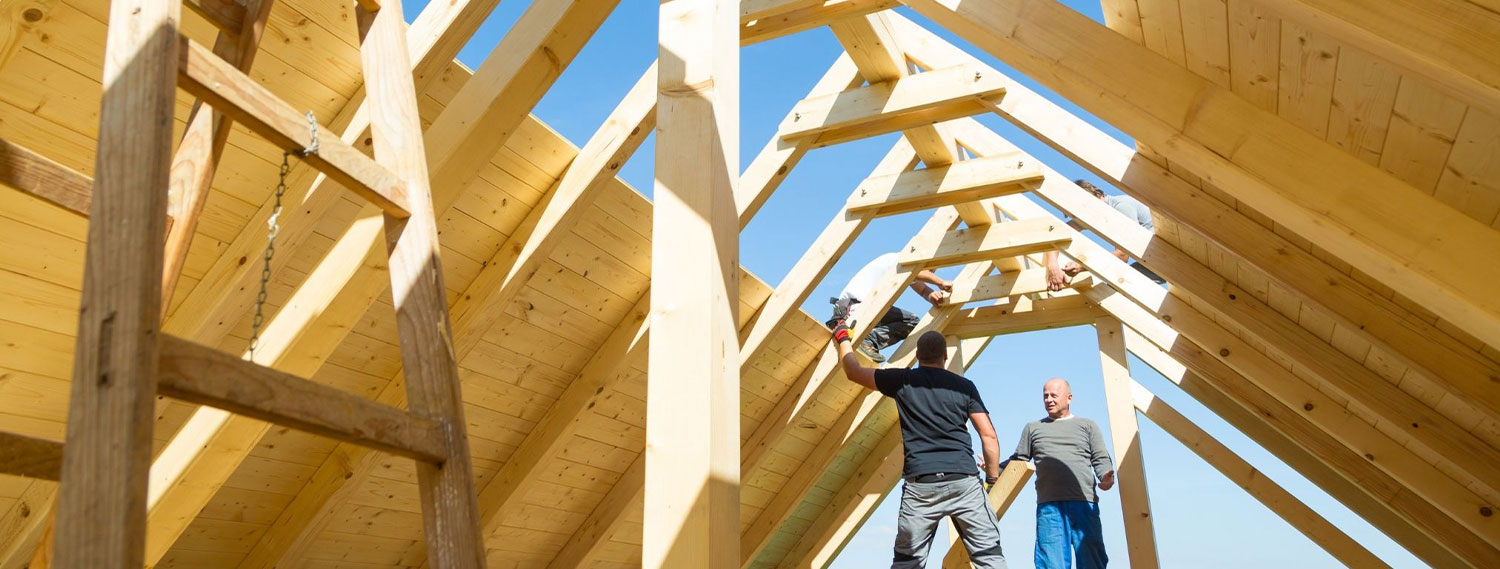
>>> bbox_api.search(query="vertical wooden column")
[357,4,486,568]
[647,0,740,563]
[52,1,180,567]
[1095,316,1160,569]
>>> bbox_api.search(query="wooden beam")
[846,151,1042,217]
[360,1,486,565]
[646,0,741,563]
[51,1,178,567]
[900,0,1500,349]
[740,0,899,45]
[154,335,446,463]
[161,0,274,303]
[778,63,1005,148]
[175,36,410,218]
[896,217,1069,271]
[1122,329,1467,569]
[939,460,1034,569]
[1094,287,1500,567]
[547,455,646,569]
[948,268,1092,305]
[142,1,611,563]
[1095,317,1161,569]
[1132,381,1392,569]
[1253,0,1500,119]
[947,294,1104,338]
[0,138,91,217]
[0,481,54,569]
[183,0,244,37]
[0,433,62,481]
[736,53,863,226]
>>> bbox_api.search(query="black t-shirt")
[873,366,989,477]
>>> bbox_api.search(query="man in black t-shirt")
[831,323,1009,569]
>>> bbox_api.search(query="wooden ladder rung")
[174,35,411,218]
[185,0,248,40]
[0,138,95,217]
[156,335,447,463]
[0,431,64,481]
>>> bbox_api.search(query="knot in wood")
[1303,402,1314,411]
[1482,506,1493,517]
[1218,348,1230,357]
[22,8,44,22]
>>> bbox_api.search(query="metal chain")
[248,111,320,361]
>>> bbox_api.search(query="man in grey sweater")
[1008,378,1115,569]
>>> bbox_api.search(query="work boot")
[857,341,885,364]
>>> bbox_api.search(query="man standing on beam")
[830,325,1009,568]
[1008,378,1116,569]
[1045,179,1165,290]
[830,252,953,363]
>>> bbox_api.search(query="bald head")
[1042,378,1073,419]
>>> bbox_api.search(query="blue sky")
[401,0,1427,566]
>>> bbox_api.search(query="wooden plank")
[948,268,1092,305]
[740,0,899,45]
[155,335,445,463]
[947,295,1105,338]
[162,0,274,303]
[882,12,1500,419]
[50,1,179,567]
[175,36,410,218]
[357,1,485,566]
[846,152,1041,217]
[939,460,1033,569]
[0,481,54,569]
[1252,0,1500,119]
[896,217,1069,271]
[778,63,1005,147]
[1132,382,1392,569]
[0,432,62,481]
[1092,286,1500,567]
[184,0,245,37]
[1120,330,1473,569]
[0,138,91,217]
[898,0,1500,350]
[646,0,741,563]
[1095,317,1161,569]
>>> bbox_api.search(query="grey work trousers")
[892,474,1008,569]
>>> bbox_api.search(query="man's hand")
[1061,261,1084,277]
[926,289,948,307]
[939,279,954,293]
[1046,263,1070,291]
[831,319,851,345]
[1097,470,1116,491]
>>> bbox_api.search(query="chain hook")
[248,111,319,362]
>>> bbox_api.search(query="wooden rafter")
[899,0,1500,350]
[846,151,1041,218]
[778,63,1005,147]
[741,0,899,45]
[947,294,1105,338]
[895,218,1070,271]
[1131,381,1393,569]
[1095,317,1161,569]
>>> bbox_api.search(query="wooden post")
[941,460,1035,569]
[358,3,485,568]
[51,1,179,567]
[1095,316,1160,569]
[647,0,740,564]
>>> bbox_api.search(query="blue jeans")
[1035,501,1107,569]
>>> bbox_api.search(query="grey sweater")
[1011,415,1114,503]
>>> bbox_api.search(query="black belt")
[908,472,973,483]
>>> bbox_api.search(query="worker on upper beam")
[1044,179,1166,291]
[830,327,1011,568]
[829,252,952,363]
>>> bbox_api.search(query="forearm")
[1044,250,1059,269]
[914,269,946,287]
[982,436,1001,480]
[909,281,934,297]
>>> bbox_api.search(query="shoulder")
[1076,417,1103,431]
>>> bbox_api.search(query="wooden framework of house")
[0,0,1497,567]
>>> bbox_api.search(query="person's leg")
[861,306,909,359]
[947,477,1008,569]
[891,481,945,568]
[1129,261,1166,284]
[1033,502,1070,569]
[878,308,919,346]
[1072,501,1109,569]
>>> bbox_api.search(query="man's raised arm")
[831,320,877,391]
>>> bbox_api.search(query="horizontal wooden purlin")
[948,268,1093,305]
[779,63,1005,147]
[175,36,411,218]
[847,152,1042,217]
[898,217,1068,271]
[155,335,447,464]
[185,0,246,38]
[948,294,1103,338]
[0,431,64,481]
[0,137,93,217]
[740,0,900,45]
